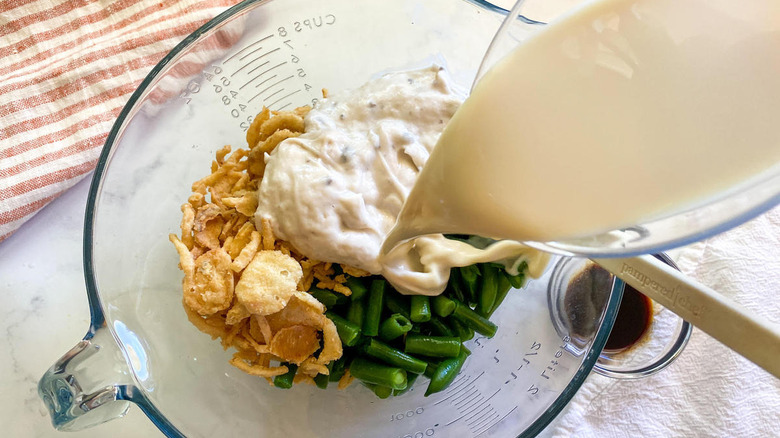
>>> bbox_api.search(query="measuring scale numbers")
[178,14,337,130]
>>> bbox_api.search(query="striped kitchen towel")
[0,0,238,242]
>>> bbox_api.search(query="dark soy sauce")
[565,264,652,352]
[604,283,652,352]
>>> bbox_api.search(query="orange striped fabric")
[0,0,238,242]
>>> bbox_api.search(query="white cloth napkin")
[547,205,780,437]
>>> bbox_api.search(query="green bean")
[325,311,362,347]
[505,262,527,288]
[477,264,499,317]
[410,295,432,323]
[423,360,440,379]
[372,384,393,399]
[443,234,470,242]
[393,373,419,396]
[273,364,298,389]
[448,269,467,303]
[425,316,455,337]
[404,335,462,358]
[379,313,413,341]
[346,295,366,328]
[349,357,407,390]
[314,373,329,389]
[460,265,481,305]
[310,287,348,309]
[425,348,470,396]
[363,279,386,336]
[314,362,333,389]
[506,273,525,289]
[364,339,428,374]
[451,300,498,338]
[361,382,393,399]
[448,316,474,342]
[488,274,513,317]
[432,295,456,318]
[385,291,411,320]
[346,276,370,301]
[329,355,349,382]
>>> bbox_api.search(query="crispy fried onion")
[170,106,365,388]
[235,250,302,315]
[265,293,342,366]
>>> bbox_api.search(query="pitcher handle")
[38,327,131,431]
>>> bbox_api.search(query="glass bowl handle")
[38,327,131,431]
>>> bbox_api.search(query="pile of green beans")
[293,261,528,398]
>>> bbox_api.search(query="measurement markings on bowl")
[397,428,436,438]
[226,33,311,126]
[391,407,438,438]
[427,362,505,436]
[427,334,576,437]
[178,27,332,133]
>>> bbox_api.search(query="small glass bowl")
[548,254,692,378]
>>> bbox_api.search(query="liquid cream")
[386,0,780,252]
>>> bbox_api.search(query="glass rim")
[80,0,621,437]
[525,186,780,258]
[593,316,692,379]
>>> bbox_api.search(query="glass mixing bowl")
[38,0,624,436]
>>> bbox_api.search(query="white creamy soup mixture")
[255,67,549,295]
